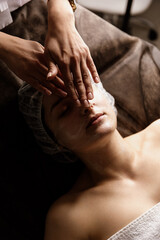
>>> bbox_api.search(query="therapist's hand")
[0,32,67,96]
[45,0,100,107]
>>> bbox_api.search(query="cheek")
[102,113,117,132]
[104,106,117,131]
[53,114,86,151]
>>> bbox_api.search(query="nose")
[80,101,95,115]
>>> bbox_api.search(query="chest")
[85,172,160,240]
[88,197,157,239]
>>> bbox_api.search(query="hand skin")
[45,0,100,107]
[0,31,67,97]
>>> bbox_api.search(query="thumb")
[47,61,58,79]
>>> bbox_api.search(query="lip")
[86,113,104,128]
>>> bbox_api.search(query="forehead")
[42,83,108,112]
[42,93,62,112]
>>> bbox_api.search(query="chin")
[94,122,115,137]
[86,116,117,145]
[72,115,117,153]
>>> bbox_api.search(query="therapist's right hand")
[0,32,67,97]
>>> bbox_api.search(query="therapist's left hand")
[45,0,100,107]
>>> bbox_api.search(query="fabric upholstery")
[75,5,160,136]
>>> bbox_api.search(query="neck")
[78,130,137,185]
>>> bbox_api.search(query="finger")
[38,52,48,67]
[52,87,67,98]
[40,79,67,98]
[71,61,90,107]
[29,78,52,96]
[28,70,66,97]
[50,76,66,92]
[27,70,47,85]
[57,68,63,78]
[60,66,81,107]
[80,59,94,100]
[36,85,52,96]
[27,73,53,96]
[37,62,48,77]
[42,75,67,93]
[47,61,58,79]
[28,57,48,80]
[87,55,100,83]
[47,84,67,98]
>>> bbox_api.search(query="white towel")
[107,202,160,240]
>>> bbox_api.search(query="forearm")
[44,0,99,104]
[47,0,73,13]
[47,0,75,32]
[0,32,14,62]
[0,32,25,65]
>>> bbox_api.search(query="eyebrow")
[50,98,63,113]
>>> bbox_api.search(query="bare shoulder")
[145,119,160,138]
[44,193,89,240]
[124,119,160,150]
[147,119,160,129]
[137,119,160,150]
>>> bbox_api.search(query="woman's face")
[43,84,117,154]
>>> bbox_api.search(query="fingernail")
[75,99,81,107]
[95,76,100,83]
[61,92,68,97]
[84,100,90,108]
[46,90,52,96]
[88,92,93,100]
[47,72,52,78]
[58,91,67,98]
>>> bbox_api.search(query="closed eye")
[59,106,70,118]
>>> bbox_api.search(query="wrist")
[47,1,75,33]
[0,32,9,61]
[47,0,76,11]
[47,0,74,21]
[48,0,73,13]
[0,32,21,63]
